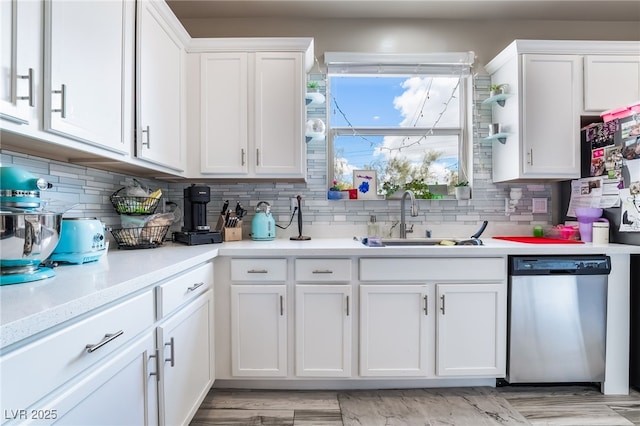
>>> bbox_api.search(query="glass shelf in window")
[305,92,325,106]
[482,93,512,107]
[484,133,508,144]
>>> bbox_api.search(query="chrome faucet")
[400,190,419,238]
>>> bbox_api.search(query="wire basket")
[110,226,170,249]
[110,188,161,215]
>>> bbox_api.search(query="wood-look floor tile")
[200,389,340,411]
[338,388,529,426]
[293,409,343,425]
[610,404,640,425]
[190,408,294,426]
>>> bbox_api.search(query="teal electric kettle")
[251,201,275,241]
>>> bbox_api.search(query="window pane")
[330,75,460,128]
[333,134,460,193]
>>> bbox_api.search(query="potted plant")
[454,181,471,200]
[489,84,508,98]
[306,81,320,92]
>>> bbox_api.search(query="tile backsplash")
[1,75,552,241]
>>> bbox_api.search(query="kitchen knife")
[221,200,229,215]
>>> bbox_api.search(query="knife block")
[220,213,242,241]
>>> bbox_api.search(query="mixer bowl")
[1,208,62,274]
[575,207,603,221]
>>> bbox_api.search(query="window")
[325,52,474,198]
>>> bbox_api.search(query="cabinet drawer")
[295,259,351,282]
[156,263,213,319]
[0,290,154,412]
[231,258,287,282]
[359,257,506,281]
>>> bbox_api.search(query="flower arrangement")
[454,181,469,187]
[330,180,341,191]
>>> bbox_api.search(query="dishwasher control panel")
[510,255,611,275]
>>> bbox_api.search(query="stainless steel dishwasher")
[507,255,611,384]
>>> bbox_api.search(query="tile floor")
[190,385,640,426]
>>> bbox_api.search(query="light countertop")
[1,238,638,350]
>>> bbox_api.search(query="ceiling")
[166,0,640,22]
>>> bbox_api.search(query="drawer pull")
[312,269,333,274]
[187,282,205,292]
[440,295,446,315]
[248,269,268,274]
[165,337,175,367]
[85,330,124,353]
[424,295,428,316]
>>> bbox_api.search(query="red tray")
[492,236,584,244]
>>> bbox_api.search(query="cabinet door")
[436,283,506,377]
[359,285,433,377]
[137,0,185,172]
[44,0,132,154]
[521,54,581,178]
[230,285,287,376]
[158,290,214,426]
[254,52,305,178]
[200,52,249,175]
[584,55,640,113]
[37,333,157,426]
[0,0,40,125]
[295,285,352,377]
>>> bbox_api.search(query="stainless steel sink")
[380,238,461,246]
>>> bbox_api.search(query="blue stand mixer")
[0,166,61,285]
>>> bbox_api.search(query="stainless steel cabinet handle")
[16,68,34,106]
[424,295,428,316]
[241,148,246,166]
[187,282,205,292]
[346,295,350,316]
[312,270,333,274]
[165,337,175,367]
[248,269,268,274]
[256,148,260,166]
[280,295,284,316]
[52,84,66,118]
[141,125,150,148]
[440,295,446,315]
[149,349,160,382]
[527,148,533,165]
[85,330,124,353]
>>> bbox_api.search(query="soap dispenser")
[367,215,380,238]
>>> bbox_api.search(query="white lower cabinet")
[43,333,158,426]
[359,285,434,377]
[295,284,352,377]
[0,263,215,426]
[435,283,506,377]
[230,285,287,376]
[157,290,214,426]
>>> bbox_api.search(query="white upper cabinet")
[43,0,134,154]
[200,52,249,175]
[486,40,640,183]
[0,0,40,125]
[584,55,640,113]
[190,38,313,180]
[136,0,187,173]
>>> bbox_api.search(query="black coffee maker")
[173,185,222,245]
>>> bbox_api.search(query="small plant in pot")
[489,84,508,98]
[307,81,320,92]
[454,181,471,200]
